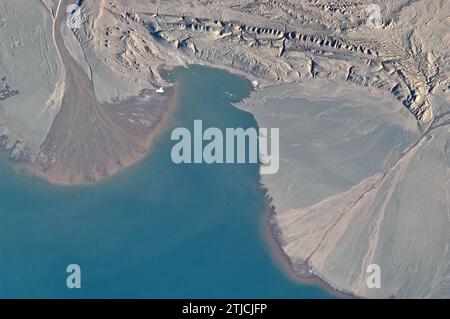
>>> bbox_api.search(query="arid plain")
[0,0,449,298]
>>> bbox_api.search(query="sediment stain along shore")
[0,0,448,299]
[239,82,450,298]
[0,65,331,298]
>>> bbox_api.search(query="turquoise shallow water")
[0,65,330,298]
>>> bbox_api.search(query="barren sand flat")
[78,0,446,298]
[237,80,421,212]
[276,93,449,298]
[3,0,448,184]
[237,80,450,298]
[0,0,448,298]
[0,0,62,157]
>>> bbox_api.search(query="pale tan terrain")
[0,0,62,159]
[239,82,449,298]
[69,0,450,123]
[0,0,449,297]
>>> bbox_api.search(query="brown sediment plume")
[30,88,178,186]
[29,0,176,186]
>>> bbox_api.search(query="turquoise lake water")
[0,65,330,298]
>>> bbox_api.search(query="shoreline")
[22,85,179,187]
[15,0,181,187]
[259,186,357,299]
[3,58,356,297]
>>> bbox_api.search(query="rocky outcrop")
[83,0,446,123]
[0,77,19,101]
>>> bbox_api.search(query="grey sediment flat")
[0,0,62,156]
[0,0,448,298]
[238,82,450,298]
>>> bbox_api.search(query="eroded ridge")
[79,0,450,123]
[1,0,444,183]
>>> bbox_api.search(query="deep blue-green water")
[0,65,330,298]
